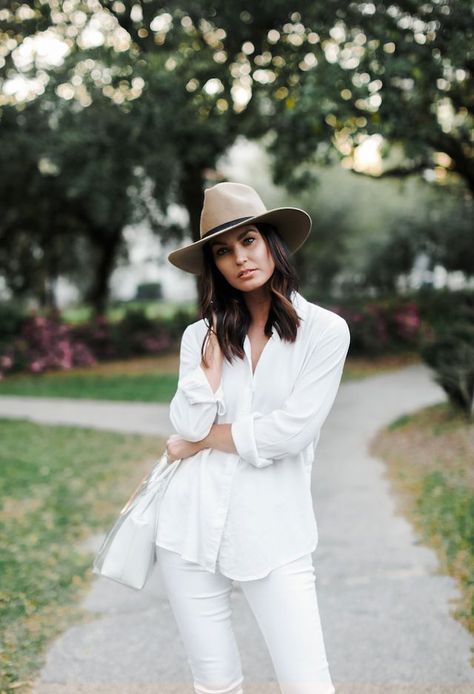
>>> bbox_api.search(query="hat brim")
[167,207,312,275]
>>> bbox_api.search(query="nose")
[234,247,248,264]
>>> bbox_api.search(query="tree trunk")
[180,166,205,241]
[37,267,57,313]
[86,227,123,318]
[179,166,205,298]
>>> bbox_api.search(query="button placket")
[213,459,239,570]
[243,332,273,401]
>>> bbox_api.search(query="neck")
[243,287,272,327]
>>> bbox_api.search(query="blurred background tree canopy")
[0,0,472,313]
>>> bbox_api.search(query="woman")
[156,182,350,694]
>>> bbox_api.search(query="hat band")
[201,216,254,240]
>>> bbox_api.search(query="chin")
[240,279,269,292]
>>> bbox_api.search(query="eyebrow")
[211,229,253,246]
[210,228,256,247]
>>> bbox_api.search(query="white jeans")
[156,546,336,694]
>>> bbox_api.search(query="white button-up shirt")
[156,290,350,580]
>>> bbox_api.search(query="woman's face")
[208,224,275,292]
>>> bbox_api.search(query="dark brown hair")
[197,222,302,367]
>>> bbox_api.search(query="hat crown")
[200,182,267,239]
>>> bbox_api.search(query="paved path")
[0,396,172,435]
[1,364,473,693]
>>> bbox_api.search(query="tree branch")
[349,160,433,180]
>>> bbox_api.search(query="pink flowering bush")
[70,309,173,360]
[71,315,117,361]
[327,303,388,354]
[387,302,422,343]
[0,306,178,379]
[0,314,98,379]
[325,298,424,355]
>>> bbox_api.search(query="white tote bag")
[92,451,182,590]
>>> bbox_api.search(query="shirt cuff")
[178,365,226,415]
[231,412,273,468]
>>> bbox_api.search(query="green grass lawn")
[371,402,474,653]
[0,351,421,400]
[0,372,178,401]
[0,418,164,693]
[61,299,197,325]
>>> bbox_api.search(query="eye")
[215,236,256,258]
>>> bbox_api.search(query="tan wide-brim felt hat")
[167,182,312,275]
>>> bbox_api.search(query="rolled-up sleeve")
[169,325,226,442]
[231,316,350,467]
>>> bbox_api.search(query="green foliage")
[361,193,474,292]
[295,202,353,296]
[280,164,472,298]
[119,308,155,331]
[166,307,199,341]
[265,2,473,195]
[0,68,183,314]
[417,470,474,570]
[416,288,474,332]
[387,414,412,431]
[62,300,197,324]
[421,322,474,418]
[0,302,28,343]
[372,402,474,637]
[1,1,472,316]
[419,291,474,417]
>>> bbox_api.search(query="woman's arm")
[168,320,226,442]
[200,423,236,454]
[166,423,236,462]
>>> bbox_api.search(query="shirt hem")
[155,536,319,581]
[218,538,319,581]
[155,540,217,574]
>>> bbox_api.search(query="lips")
[238,268,257,278]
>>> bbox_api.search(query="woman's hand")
[166,434,205,463]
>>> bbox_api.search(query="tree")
[0,100,87,309]
[1,1,471,311]
[260,1,473,194]
[358,185,473,293]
